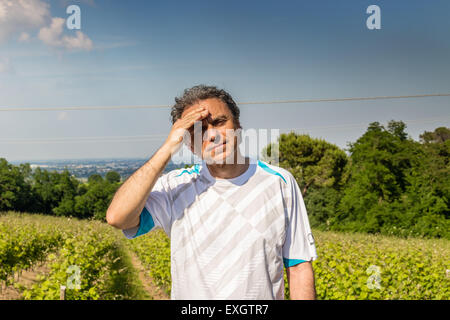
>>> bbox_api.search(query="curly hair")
[170,85,240,126]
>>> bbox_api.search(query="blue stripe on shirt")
[283,258,307,268]
[257,160,287,183]
[135,206,155,237]
[175,164,200,177]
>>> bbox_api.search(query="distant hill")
[9,158,193,181]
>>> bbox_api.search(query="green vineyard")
[1,211,449,300]
[0,212,148,300]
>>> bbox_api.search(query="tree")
[30,168,80,216]
[105,171,121,184]
[263,132,349,196]
[31,168,60,213]
[334,121,413,227]
[0,158,122,221]
[331,121,449,238]
[399,127,450,238]
[88,174,103,184]
[304,185,340,228]
[419,127,450,144]
[0,158,34,211]
[74,180,120,220]
[51,170,79,216]
[387,120,408,141]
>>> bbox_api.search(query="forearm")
[106,142,173,229]
[106,105,209,230]
[286,261,316,300]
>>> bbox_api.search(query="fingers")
[180,107,209,129]
[182,106,204,118]
[167,107,210,151]
[187,106,209,119]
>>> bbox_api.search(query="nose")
[204,126,223,144]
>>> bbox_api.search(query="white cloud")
[0,0,93,51]
[0,0,50,42]
[62,31,93,51]
[38,17,93,51]
[38,17,65,47]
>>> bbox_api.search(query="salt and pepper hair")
[170,85,241,127]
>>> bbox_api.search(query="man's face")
[181,98,240,164]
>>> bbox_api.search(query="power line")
[238,93,450,105]
[1,116,448,144]
[0,93,449,112]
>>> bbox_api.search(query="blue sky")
[0,0,449,161]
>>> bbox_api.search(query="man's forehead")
[182,98,230,117]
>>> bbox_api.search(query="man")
[106,85,318,300]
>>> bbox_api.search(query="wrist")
[161,139,181,156]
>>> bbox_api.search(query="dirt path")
[1,250,170,300]
[0,263,49,300]
[128,250,170,300]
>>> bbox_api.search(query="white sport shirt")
[123,157,318,299]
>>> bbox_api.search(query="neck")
[206,154,250,179]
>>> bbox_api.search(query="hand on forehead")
[183,98,230,117]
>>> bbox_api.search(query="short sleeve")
[122,172,174,239]
[282,173,318,268]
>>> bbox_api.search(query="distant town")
[9,158,193,183]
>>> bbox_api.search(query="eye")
[213,119,226,126]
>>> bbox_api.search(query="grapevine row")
[0,214,64,287]
[126,229,450,300]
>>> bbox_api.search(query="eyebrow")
[189,115,229,132]
[208,115,229,124]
